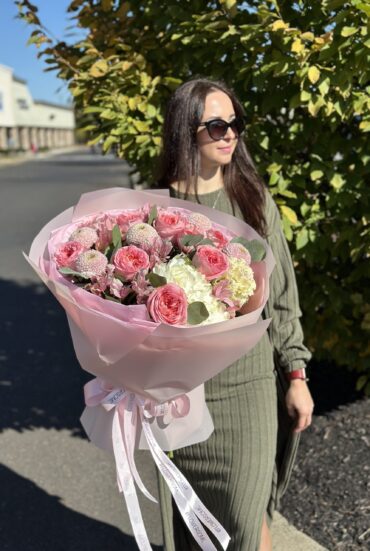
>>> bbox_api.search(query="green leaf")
[356,374,368,391]
[178,234,204,247]
[112,224,122,248]
[187,302,209,325]
[59,267,89,279]
[230,237,266,261]
[147,272,167,287]
[296,228,309,250]
[197,238,215,246]
[148,204,158,226]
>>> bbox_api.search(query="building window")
[17,98,29,110]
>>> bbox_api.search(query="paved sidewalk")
[271,513,328,550]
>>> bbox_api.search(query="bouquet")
[24,187,275,551]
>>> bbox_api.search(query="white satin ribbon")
[84,378,231,551]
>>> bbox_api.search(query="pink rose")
[113,245,150,280]
[54,241,86,268]
[154,209,188,241]
[192,245,229,280]
[147,283,188,325]
[116,209,147,235]
[206,228,229,249]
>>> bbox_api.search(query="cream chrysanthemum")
[218,257,256,306]
[153,254,229,324]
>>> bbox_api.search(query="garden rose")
[116,208,147,235]
[154,209,187,241]
[147,283,188,325]
[192,245,229,280]
[54,241,86,268]
[113,245,150,280]
[207,228,229,249]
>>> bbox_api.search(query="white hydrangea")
[153,254,229,325]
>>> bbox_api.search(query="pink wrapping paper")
[24,187,275,451]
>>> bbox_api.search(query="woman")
[153,77,314,551]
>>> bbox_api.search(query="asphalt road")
[0,148,163,550]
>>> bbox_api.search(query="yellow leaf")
[291,39,304,53]
[308,97,325,117]
[301,32,315,41]
[270,20,288,32]
[128,97,139,110]
[133,120,150,132]
[89,60,108,78]
[359,121,370,132]
[330,173,345,190]
[341,26,358,37]
[308,66,320,84]
[281,205,298,225]
[121,61,133,71]
[310,170,324,181]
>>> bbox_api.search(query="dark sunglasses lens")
[231,117,245,135]
[207,118,245,140]
[208,120,228,140]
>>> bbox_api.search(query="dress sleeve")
[263,190,312,373]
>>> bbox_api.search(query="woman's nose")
[224,125,236,140]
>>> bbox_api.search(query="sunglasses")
[198,116,246,141]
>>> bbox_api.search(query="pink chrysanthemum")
[188,212,212,233]
[69,227,98,249]
[223,242,251,265]
[75,250,108,278]
[125,222,161,252]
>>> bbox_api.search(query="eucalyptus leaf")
[112,224,122,248]
[187,302,209,325]
[148,204,158,225]
[147,272,167,287]
[178,234,204,247]
[197,238,215,246]
[59,267,90,280]
[230,237,266,261]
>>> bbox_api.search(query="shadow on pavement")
[0,277,363,438]
[0,278,91,437]
[0,464,162,551]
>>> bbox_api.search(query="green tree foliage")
[16,0,370,391]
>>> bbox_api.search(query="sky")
[0,0,86,106]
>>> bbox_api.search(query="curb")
[0,145,87,168]
[272,513,328,551]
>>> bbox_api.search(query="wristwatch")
[285,368,309,382]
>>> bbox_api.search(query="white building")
[0,63,75,151]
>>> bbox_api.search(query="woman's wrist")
[284,368,309,383]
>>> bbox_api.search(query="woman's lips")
[217,146,232,153]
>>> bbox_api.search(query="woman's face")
[196,90,238,169]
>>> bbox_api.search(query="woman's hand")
[285,380,315,433]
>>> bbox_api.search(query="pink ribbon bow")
[84,377,231,551]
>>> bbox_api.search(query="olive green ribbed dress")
[157,186,312,551]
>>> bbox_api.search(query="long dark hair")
[155,77,267,237]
